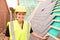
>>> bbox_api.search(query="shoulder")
[24,20,31,25]
[24,20,31,26]
[7,20,17,23]
[6,20,16,26]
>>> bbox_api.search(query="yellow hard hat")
[15,5,26,13]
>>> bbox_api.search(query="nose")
[19,15,24,18]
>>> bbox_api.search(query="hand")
[40,35,49,40]
[43,35,49,40]
[39,37,46,40]
[41,37,46,40]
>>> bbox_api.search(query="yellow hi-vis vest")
[7,20,31,40]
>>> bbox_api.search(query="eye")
[22,13,25,15]
[19,13,21,15]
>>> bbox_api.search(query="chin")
[19,19,24,21]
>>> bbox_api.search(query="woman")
[4,5,48,40]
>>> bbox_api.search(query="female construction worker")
[4,5,48,40]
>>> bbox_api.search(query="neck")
[17,20,23,24]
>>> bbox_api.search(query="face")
[16,12,26,22]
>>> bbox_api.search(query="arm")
[31,32,42,39]
[30,27,49,40]
[4,27,10,40]
[31,32,48,40]
[30,28,42,39]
